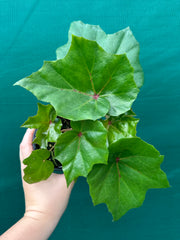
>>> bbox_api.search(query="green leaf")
[15,36,139,121]
[35,119,62,149]
[56,21,144,88]
[124,109,136,116]
[22,103,62,148]
[102,111,139,145]
[22,103,56,128]
[54,120,108,186]
[87,137,170,221]
[23,149,54,183]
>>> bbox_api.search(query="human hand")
[1,128,74,240]
[20,128,74,226]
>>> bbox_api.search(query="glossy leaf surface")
[22,103,62,148]
[23,149,54,183]
[87,137,170,220]
[15,36,139,121]
[56,21,144,88]
[55,120,108,186]
[102,110,139,145]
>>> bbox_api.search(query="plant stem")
[50,151,58,167]
[61,128,72,133]
[49,144,56,152]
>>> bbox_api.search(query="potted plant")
[14,21,169,221]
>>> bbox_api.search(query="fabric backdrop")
[0,0,179,239]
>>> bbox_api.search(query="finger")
[21,128,35,147]
[20,128,35,174]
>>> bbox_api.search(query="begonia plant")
[14,21,169,221]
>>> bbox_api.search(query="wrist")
[24,208,48,220]
[24,209,60,232]
[1,212,58,240]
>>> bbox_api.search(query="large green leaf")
[22,103,62,148]
[87,137,170,220]
[102,110,139,145]
[56,21,144,88]
[54,120,108,186]
[23,149,54,183]
[14,36,139,121]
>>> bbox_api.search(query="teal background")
[0,0,179,239]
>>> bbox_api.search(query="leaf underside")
[87,137,170,221]
[56,21,144,88]
[15,36,139,121]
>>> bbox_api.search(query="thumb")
[20,128,35,174]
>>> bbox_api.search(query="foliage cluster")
[14,21,169,220]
